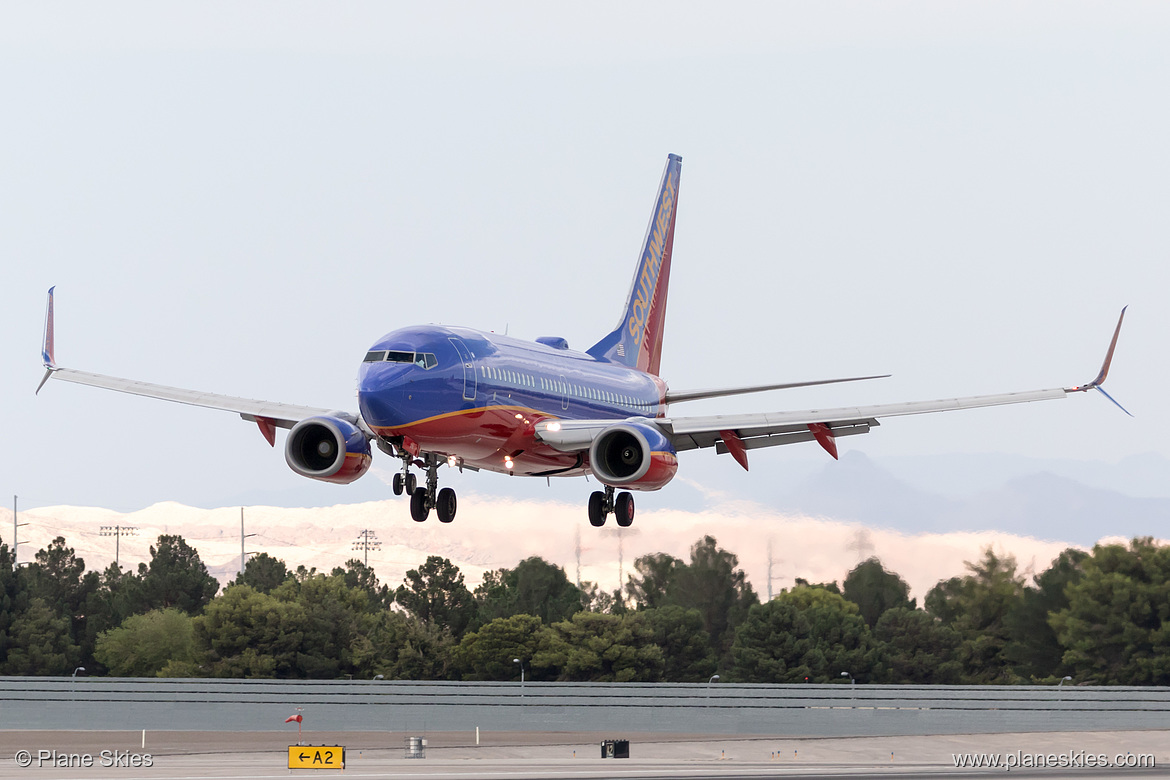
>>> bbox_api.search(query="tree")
[662,537,758,657]
[331,560,391,611]
[363,611,457,681]
[193,585,305,677]
[233,553,291,594]
[0,540,20,668]
[95,608,196,677]
[453,614,545,681]
[474,558,583,626]
[626,553,683,609]
[139,535,220,614]
[925,547,1024,683]
[395,556,477,637]
[730,586,882,683]
[634,606,715,681]
[3,598,79,675]
[872,607,960,683]
[272,571,375,677]
[1052,538,1170,685]
[533,612,664,682]
[1004,548,1087,680]
[79,563,146,674]
[842,558,915,627]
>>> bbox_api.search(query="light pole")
[72,666,85,679]
[707,674,719,698]
[513,657,525,694]
[841,671,854,702]
[373,674,384,681]
[1058,676,1072,687]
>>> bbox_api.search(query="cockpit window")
[366,349,437,369]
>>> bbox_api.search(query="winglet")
[36,287,57,395]
[1066,306,1131,416]
[42,286,56,369]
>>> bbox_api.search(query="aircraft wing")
[538,307,1128,467]
[37,288,353,445]
[659,387,1068,460]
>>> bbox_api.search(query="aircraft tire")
[436,487,457,523]
[615,491,634,527]
[410,487,430,522]
[405,473,417,494]
[587,491,606,527]
[392,473,404,496]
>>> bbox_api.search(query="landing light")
[547,421,562,432]
[504,456,514,470]
[514,413,524,420]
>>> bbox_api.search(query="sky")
[2,2,1168,516]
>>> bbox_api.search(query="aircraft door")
[449,338,477,401]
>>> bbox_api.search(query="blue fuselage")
[357,325,666,476]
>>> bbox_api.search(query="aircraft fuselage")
[358,325,667,478]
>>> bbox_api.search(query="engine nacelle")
[588,422,678,490]
[284,416,372,484]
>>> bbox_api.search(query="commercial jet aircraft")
[38,154,1128,527]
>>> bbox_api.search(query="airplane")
[37,154,1128,528]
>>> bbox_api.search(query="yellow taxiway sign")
[287,746,344,769]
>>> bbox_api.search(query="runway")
[0,730,1163,779]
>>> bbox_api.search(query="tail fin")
[587,153,682,376]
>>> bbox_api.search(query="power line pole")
[240,507,257,576]
[574,526,582,588]
[12,496,27,566]
[99,525,138,568]
[352,529,381,566]
[767,539,774,600]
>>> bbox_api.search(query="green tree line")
[0,530,1165,684]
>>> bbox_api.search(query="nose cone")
[357,362,413,430]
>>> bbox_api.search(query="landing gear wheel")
[615,491,635,527]
[392,473,404,496]
[410,487,430,522]
[436,487,457,523]
[405,473,417,494]
[588,491,607,527]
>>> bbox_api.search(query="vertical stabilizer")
[587,154,682,376]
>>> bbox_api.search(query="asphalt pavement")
[0,729,1165,779]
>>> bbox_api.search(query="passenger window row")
[479,365,653,413]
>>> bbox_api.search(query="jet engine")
[285,416,372,484]
[588,422,678,490]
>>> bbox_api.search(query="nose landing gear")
[587,485,634,527]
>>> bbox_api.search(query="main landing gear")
[397,452,457,524]
[587,485,634,528]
